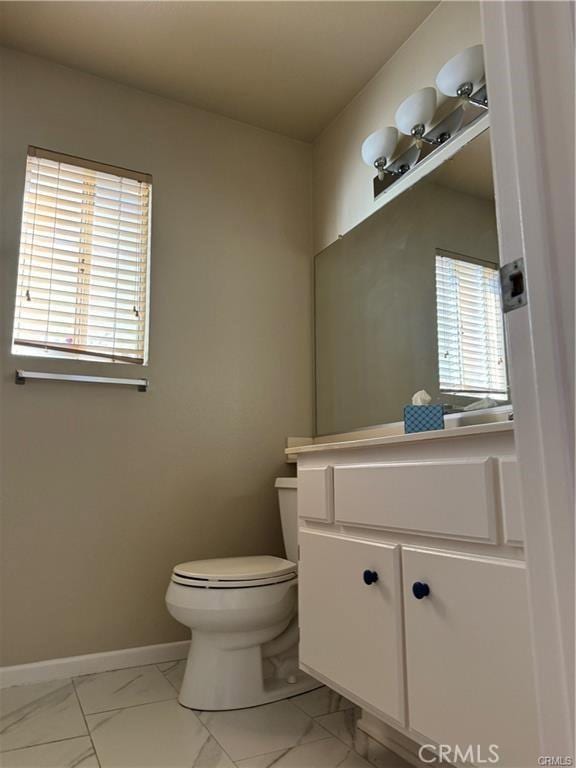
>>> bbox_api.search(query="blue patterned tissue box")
[404,404,445,434]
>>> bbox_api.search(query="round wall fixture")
[361,127,399,179]
[395,87,437,137]
[436,44,485,98]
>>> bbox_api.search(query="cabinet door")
[499,457,525,545]
[333,459,497,542]
[403,547,539,766]
[298,467,334,522]
[299,531,404,724]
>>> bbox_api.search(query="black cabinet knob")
[363,569,379,585]
[412,581,430,599]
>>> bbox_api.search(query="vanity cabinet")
[498,457,525,545]
[402,547,538,766]
[299,531,404,724]
[332,458,497,541]
[298,466,334,522]
[293,425,539,765]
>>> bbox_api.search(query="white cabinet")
[297,466,333,522]
[499,457,525,545]
[296,435,537,764]
[402,547,539,766]
[333,458,497,542]
[299,530,405,724]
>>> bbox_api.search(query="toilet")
[165,477,320,710]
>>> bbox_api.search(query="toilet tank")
[275,478,298,564]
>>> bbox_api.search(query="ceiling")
[0,1,437,142]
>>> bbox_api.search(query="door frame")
[482,1,574,756]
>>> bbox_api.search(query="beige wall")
[312,2,482,253]
[0,48,313,665]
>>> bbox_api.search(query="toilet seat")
[171,555,297,589]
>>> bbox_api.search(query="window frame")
[11,146,152,366]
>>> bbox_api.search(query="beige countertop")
[285,419,514,457]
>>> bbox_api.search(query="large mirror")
[315,128,511,436]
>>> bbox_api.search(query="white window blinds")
[12,147,151,364]
[435,252,508,399]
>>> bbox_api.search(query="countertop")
[285,420,514,457]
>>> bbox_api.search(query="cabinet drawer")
[299,531,404,724]
[333,458,497,541]
[402,547,539,766]
[298,466,333,522]
[499,457,524,545]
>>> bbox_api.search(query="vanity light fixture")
[361,127,399,180]
[395,85,466,148]
[362,44,488,198]
[395,87,439,143]
[386,143,421,175]
[436,44,488,108]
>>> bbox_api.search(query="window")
[12,147,151,364]
[435,251,508,399]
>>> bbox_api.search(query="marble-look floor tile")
[87,699,234,767]
[74,664,176,714]
[0,680,87,752]
[235,736,372,767]
[199,700,330,761]
[290,686,355,718]
[353,731,415,768]
[157,659,186,692]
[0,736,98,767]
[315,707,362,748]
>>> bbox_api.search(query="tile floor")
[0,659,411,767]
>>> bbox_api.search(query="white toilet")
[165,477,320,710]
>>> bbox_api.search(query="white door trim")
[482,0,574,756]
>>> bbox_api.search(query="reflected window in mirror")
[435,251,508,400]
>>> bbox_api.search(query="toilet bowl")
[165,478,320,710]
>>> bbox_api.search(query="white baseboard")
[0,640,190,689]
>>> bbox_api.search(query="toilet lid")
[172,555,297,583]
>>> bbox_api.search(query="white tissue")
[463,397,499,411]
[411,389,432,406]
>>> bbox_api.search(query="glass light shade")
[436,44,485,97]
[395,87,437,136]
[361,127,398,168]
[387,143,421,175]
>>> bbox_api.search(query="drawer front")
[299,531,404,724]
[298,466,333,522]
[499,457,524,545]
[402,547,539,766]
[333,458,497,541]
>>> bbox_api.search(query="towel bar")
[15,369,148,391]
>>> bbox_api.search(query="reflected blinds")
[435,252,508,398]
[12,147,151,364]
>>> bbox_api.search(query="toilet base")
[179,668,320,712]
[177,633,321,711]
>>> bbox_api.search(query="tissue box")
[403,404,445,434]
